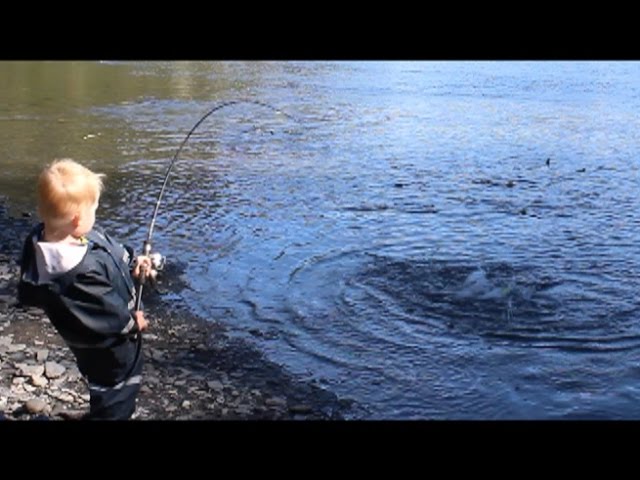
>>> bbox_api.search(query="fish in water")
[454,269,510,300]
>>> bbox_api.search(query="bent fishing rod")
[135,99,292,311]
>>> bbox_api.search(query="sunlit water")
[2,61,640,419]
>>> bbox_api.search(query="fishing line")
[135,99,294,310]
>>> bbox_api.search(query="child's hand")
[134,310,148,331]
[133,255,153,280]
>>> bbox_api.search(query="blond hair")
[37,159,105,228]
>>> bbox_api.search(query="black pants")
[81,337,144,420]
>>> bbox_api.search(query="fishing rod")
[135,99,292,310]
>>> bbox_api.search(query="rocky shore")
[0,200,352,421]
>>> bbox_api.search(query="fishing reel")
[142,252,166,291]
[134,242,167,310]
[139,241,165,273]
[143,250,166,282]
[149,252,166,272]
[146,251,168,295]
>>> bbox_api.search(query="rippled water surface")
[2,61,640,419]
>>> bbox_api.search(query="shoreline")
[0,199,353,420]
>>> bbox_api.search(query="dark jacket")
[18,223,143,385]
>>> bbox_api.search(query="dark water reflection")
[2,61,640,419]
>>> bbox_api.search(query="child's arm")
[17,227,49,308]
[133,310,148,331]
[67,268,147,337]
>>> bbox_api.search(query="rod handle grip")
[134,240,152,311]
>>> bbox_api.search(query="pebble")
[25,398,48,414]
[44,361,66,379]
[207,380,224,392]
[31,376,48,388]
[35,349,49,362]
[17,363,45,378]
[289,404,313,414]
[266,397,287,408]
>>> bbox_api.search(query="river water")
[2,61,640,419]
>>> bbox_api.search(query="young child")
[18,159,152,420]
